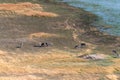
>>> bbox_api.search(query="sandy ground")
[0,0,120,80]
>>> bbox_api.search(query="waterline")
[62,0,120,36]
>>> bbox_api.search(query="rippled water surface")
[62,0,120,36]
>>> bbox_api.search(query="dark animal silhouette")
[74,43,86,49]
[112,50,119,58]
[40,43,45,47]
[112,50,117,53]
[80,43,86,47]
[16,42,23,48]
[33,44,41,47]
[45,43,48,47]
[34,42,49,47]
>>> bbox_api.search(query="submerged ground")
[0,0,120,80]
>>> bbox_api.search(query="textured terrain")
[0,0,120,80]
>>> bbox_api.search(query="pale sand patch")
[29,32,61,39]
[106,74,118,80]
[0,2,58,17]
[0,50,8,55]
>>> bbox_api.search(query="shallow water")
[62,0,120,36]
